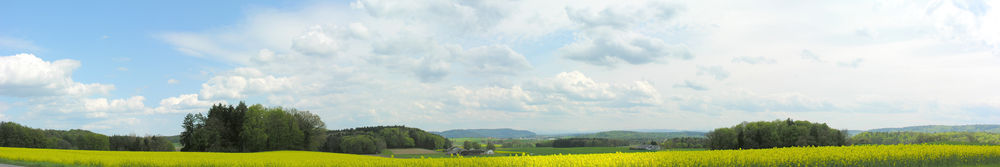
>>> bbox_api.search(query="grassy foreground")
[3,145,1000,166]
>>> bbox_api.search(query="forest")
[540,138,629,148]
[573,131,705,145]
[659,137,708,149]
[0,122,173,151]
[180,102,326,152]
[322,126,450,154]
[706,119,848,150]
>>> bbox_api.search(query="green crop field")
[497,146,687,155]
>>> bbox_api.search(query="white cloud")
[132,0,1000,133]
[731,56,777,64]
[83,96,146,112]
[291,24,371,56]
[167,79,179,84]
[0,54,114,97]
[199,68,295,99]
[558,1,692,67]
[526,71,662,106]
[565,1,677,29]
[800,49,823,62]
[153,94,223,114]
[922,0,1000,55]
[78,96,147,118]
[0,36,42,52]
[449,86,536,112]
[460,45,532,76]
[837,58,864,68]
[353,0,520,36]
[559,28,691,66]
[674,80,708,91]
[696,65,729,80]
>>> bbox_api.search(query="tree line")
[180,102,326,152]
[0,122,174,151]
[850,131,1000,145]
[706,119,848,150]
[321,126,450,154]
[537,138,628,148]
[659,137,708,149]
[500,139,537,148]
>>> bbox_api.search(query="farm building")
[630,145,661,150]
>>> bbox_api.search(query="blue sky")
[1,0,999,135]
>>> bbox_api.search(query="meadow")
[496,146,672,155]
[4,144,1000,166]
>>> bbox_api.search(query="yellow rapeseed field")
[2,144,1000,166]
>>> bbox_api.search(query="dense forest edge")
[0,121,173,151]
[179,102,450,154]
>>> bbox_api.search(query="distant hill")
[867,125,1000,133]
[573,130,706,140]
[434,128,536,138]
[846,130,864,136]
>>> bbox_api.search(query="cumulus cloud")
[459,45,532,76]
[565,2,677,29]
[291,23,370,56]
[153,94,224,114]
[449,86,536,111]
[134,0,1000,133]
[199,68,296,99]
[923,0,1000,55]
[731,56,777,64]
[83,96,146,114]
[559,1,691,67]
[674,80,708,91]
[367,33,462,82]
[559,29,691,66]
[167,79,179,84]
[526,71,662,106]
[353,0,518,35]
[0,54,114,97]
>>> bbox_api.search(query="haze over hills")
[866,125,1000,133]
[432,128,537,138]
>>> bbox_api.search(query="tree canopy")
[322,126,450,154]
[180,102,325,152]
[706,118,847,150]
[1,121,173,151]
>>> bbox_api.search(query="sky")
[1,0,999,136]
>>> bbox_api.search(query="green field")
[497,147,702,155]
